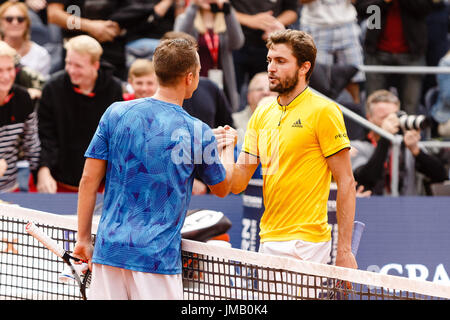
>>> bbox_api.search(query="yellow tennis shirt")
[242,87,350,243]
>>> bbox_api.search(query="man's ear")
[185,72,194,86]
[299,61,311,78]
[93,60,100,71]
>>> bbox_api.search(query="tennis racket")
[328,221,366,300]
[25,222,91,300]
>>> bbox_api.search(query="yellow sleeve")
[316,103,351,158]
[242,107,261,158]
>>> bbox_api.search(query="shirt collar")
[276,86,310,110]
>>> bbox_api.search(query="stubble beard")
[269,69,300,95]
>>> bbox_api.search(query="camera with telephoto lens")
[396,111,429,132]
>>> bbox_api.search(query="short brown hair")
[153,38,199,86]
[366,89,400,116]
[266,29,317,81]
[161,31,197,45]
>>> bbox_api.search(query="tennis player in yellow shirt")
[216,29,357,270]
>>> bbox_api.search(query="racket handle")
[26,222,66,259]
[351,221,365,256]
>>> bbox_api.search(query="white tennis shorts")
[259,239,331,264]
[88,263,183,300]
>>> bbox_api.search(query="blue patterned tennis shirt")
[85,98,226,274]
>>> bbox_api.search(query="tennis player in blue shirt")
[73,38,237,300]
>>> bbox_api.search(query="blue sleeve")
[194,122,226,186]
[84,104,115,160]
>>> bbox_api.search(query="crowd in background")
[0,0,448,197]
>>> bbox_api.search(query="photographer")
[350,90,447,195]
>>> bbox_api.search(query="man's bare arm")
[276,9,298,26]
[326,148,358,269]
[75,158,106,264]
[231,151,260,194]
[208,143,236,197]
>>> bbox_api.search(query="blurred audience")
[355,0,434,115]
[174,0,244,111]
[230,0,298,108]
[47,0,163,80]
[299,0,364,104]
[430,51,450,138]
[125,0,180,65]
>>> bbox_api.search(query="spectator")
[351,89,447,195]
[232,72,276,144]
[355,0,434,115]
[230,0,298,107]
[421,0,449,103]
[299,0,365,104]
[123,58,157,100]
[430,51,450,138]
[37,35,123,193]
[174,0,244,111]
[0,1,51,77]
[0,41,40,192]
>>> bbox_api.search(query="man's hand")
[26,0,47,12]
[247,11,278,31]
[0,159,7,177]
[73,239,94,271]
[213,125,238,153]
[403,130,421,156]
[356,185,372,198]
[262,19,285,40]
[335,250,358,269]
[85,20,120,43]
[381,113,400,135]
[37,166,57,193]
[192,178,207,195]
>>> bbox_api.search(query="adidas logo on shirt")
[292,119,303,128]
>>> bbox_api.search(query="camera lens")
[397,111,429,131]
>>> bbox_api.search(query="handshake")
[213,125,238,152]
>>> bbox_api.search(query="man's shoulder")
[303,89,344,117]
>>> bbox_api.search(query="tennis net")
[1,203,449,300]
